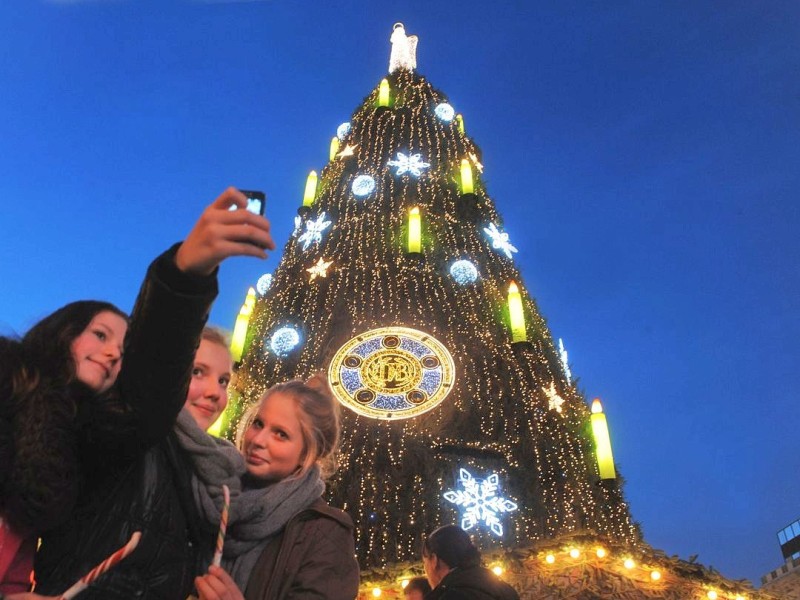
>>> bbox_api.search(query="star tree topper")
[542,380,565,413]
[306,257,333,281]
[483,223,518,259]
[388,152,430,177]
[443,468,518,537]
[297,212,332,251]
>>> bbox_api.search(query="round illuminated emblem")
[328,326,455,420]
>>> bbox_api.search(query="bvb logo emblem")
[328,326,455,420]
[362,350,422,394]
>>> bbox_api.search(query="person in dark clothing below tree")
[421,525,519,600]
[404,576,432,600]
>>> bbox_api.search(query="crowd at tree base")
[357,533,776,600]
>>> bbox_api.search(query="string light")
[232,65,640,571]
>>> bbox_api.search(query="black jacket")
[426,565,519,600]
[34,245,217,599]
[243,498,360,600]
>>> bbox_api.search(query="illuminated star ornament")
[337,143,358,159]
[542,380,565,414]
[292,215,303,236]
[387,152,430,177]
[483,223,518,259]
[297,212,332,250]
[306,257,333,281]
[444,468,518,537]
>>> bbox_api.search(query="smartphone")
[234,190,266,216]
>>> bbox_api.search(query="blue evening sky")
[1,0,798,585]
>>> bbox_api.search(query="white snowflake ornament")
[297,212,332,251]
[483,223,518,259]
[443,468,518,537]
[387,152,430,177]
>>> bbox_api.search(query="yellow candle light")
[329,137,340,161]
[591,399,616,479]
[507,281,527,343]
[303,171,318,207]
[230,287,256,363]
[408,207,421,253]
[460,158,474,195]
[378,78,390,107]
[455,113,465,134]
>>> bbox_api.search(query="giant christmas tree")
[228,25,770,600]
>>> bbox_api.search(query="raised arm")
[88,188,275,457]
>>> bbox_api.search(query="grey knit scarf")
[172,409,325,590]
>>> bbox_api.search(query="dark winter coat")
[34,244,218,599]
[425,565,520,600]
[243,498,360,600]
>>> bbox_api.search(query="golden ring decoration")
[328,326,456,420]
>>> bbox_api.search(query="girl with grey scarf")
[177,375,359,600]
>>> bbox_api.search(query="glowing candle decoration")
[455,113,465,134]
[408,207,421,253]
[591,399,616,479]
[507,281,527,343]
[329,137,340,161]
[378,78,390,107]
[460,159,474,195]
[230,287,256,362]
[303,171,318,207]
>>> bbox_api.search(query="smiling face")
[242,391,306,483]
[69,311,128,393]
[183,339,233,431]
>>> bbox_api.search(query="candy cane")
[59,531,141,599]
[212,484,230,568]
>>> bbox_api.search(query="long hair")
[0,300,127,533]
[20,300,127,385]
[236,374,341,480]
[422,525,482,570]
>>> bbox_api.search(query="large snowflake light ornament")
[443,468,518,537]
[483,223,518,259]
[297,212,332,250]
[387,152,430,177]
